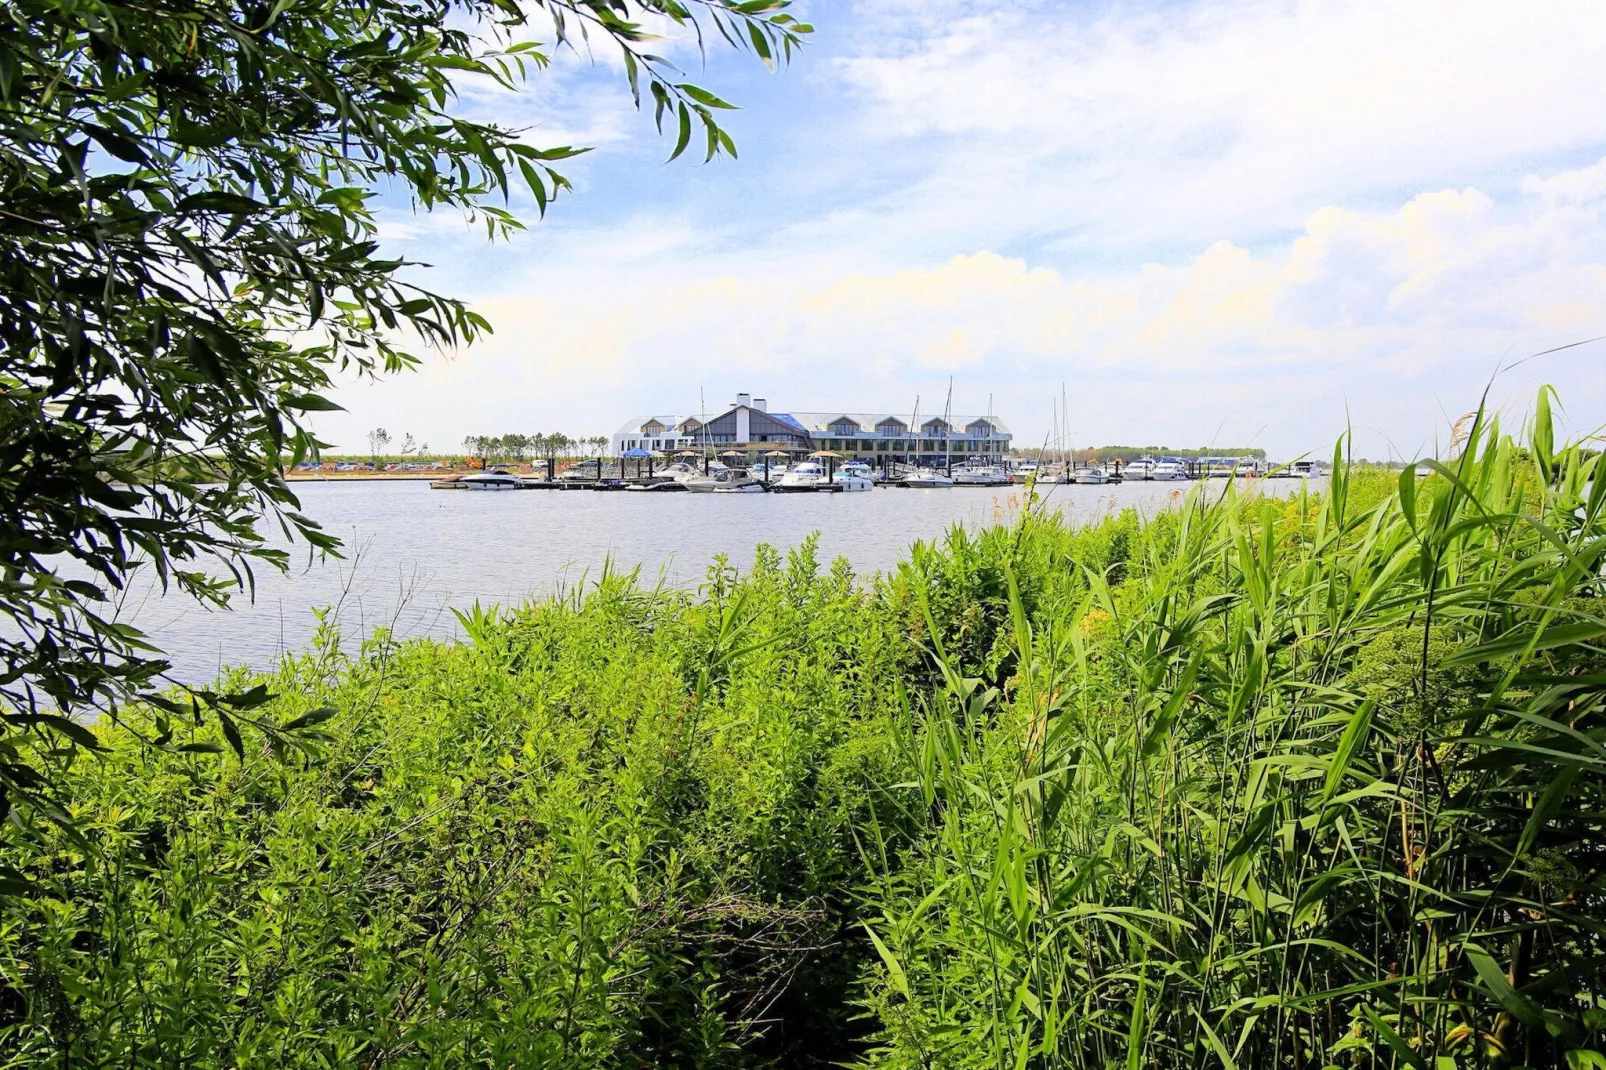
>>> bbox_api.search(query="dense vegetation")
[2,398,1603,1067]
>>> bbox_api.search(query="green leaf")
[863,924,909,998]
[1362,1007,1427,1070]
[669,102,692,162]
[30,715,105,752]
[677,83,738,109]
[281,707,339,732]
[1448,620,1606,665]
[218,711,245,761]
[1533,385,1556,479]
[286,394,344,412]
[1464,941,1547,1028]
[1320,697,1375,812]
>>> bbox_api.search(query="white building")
[612,393,1011,461]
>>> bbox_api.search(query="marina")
[420,453,1315,491]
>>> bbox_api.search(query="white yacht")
[461,468,522,491]
[953,462,1006,485]
[711,467,765,493]
[1151,458,1189,481]
[903,468,955,488]
[1011,461,1040,483]
[1071,465,1109,485]
[1290,459,1324,478]
[828,462,874,492]
[686,467,765,493]
[1124,458,1157,480]
[775,461,828,493]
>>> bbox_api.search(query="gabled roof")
[618,409,1010,438]
[788,412,1011,434]
[612,415,694,438]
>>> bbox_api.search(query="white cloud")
[821,0,1606,251]
[323,157,1606,460]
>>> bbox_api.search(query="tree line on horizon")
[462,433,612,465]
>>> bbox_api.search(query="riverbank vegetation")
[2,397,1603,1067]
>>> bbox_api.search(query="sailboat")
[903,380,955,488]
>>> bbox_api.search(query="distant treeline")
[462,433,610,463]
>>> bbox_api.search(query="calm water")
[121,478,1316,683]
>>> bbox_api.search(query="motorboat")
[1289,459,1324,478]
[952,463,1006,485]
[1234,459,1261,478]
[687,467,765,493]
[460,468,522,491]
[1124,458,1157,480]
[903,468,955,488]
[1151,458,1189,481]
[1071,465,1109,485]
[711,467,765,493]
[828,462,874,492]
[1011,462,1040,483]
[775,461,828,493]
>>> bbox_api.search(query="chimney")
[753,398,767,412]
[736,392,751,408]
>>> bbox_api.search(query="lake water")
[122,478,1317,683]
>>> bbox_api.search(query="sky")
[314,0,1606,460]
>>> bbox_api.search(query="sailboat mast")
[944,376,953,473]
[1061,382,1069,468]
[910,394,920,469]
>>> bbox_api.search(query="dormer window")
[922,418,949,435]
[967,419,992,436]
[829,417,860,436]
[640,419,665,435]
[678,418,701,435]
[876,419,907,436]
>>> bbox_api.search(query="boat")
[902,379,958,488]
[1011,461,1040,483]
[1151,458,1189,481]
[952,462,1006,485]
[903,468,955,488]
[774,461,828,493]
[711,467,766,493]
[1289,459,1324,478]
[686,467,765,493]
[1071,465,1109,485]
[1234,459,1261,478]
[828,462,874,492]
[460,467,523,491]
[1124,458,1156,480]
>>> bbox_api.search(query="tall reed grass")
[862,391,1606,1068]
[0,390,1601,1068]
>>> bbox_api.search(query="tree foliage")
[0,0,807,816]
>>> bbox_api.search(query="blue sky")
[317,0,1606,459]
